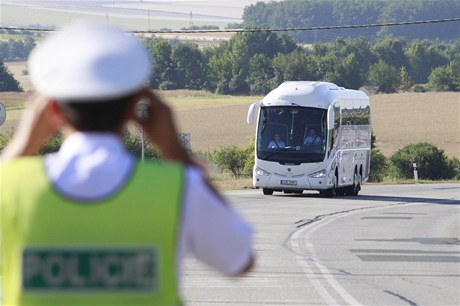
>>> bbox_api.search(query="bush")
[38,131,63,154]
[122,129,161,160]
[427,61,460,92]
[399,66,413,91]
[366,60,400,93]
[0,61,22,92]
[0,129,14,153]
[411,84,427,92]
[242,136,255,176]
[389,142,452,180]
[369,149,388,182]
[208,145,247,178]
[159,81,179,90]
[447,157,460,180]
[0,130,63,155]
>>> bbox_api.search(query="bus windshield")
[257,106,327,163]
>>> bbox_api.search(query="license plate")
[281,180,297,186]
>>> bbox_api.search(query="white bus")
[247,81,371,197]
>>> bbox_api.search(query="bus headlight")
[308,169,327,178]
[255,167,271,176]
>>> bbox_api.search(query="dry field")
[370,92,459,159]
[174,91,460,159]
[1,90,458,159]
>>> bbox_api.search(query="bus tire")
[321,173,337,198]
[336,187,346,196]
[321,187,335,197]
[346,172,361,196]
[263,188,274,195]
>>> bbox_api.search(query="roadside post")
[413,162,419,182]
[136,103,149,162]
[178,133,191,152]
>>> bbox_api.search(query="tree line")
[0,35,36,61]
[243,0,460,43]
[145,32,460,94]
[1,31,460,94]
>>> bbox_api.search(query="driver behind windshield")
[304,128,322,145]
[267,133,286,149]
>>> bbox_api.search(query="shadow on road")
[277,192,460,205]
[340,194,460,205]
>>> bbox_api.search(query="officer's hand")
[1,94,62,161]
[132,88,194,165]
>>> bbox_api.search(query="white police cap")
[28,23,151,101]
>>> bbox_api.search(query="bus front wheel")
[263,188,274,195]
[320,174,337,198]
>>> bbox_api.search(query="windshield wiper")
[261,146,295,160]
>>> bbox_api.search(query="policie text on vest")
[22,248,158,291]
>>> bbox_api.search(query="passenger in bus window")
[304,128,322,145]
[267,133,286,149]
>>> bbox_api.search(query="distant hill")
[1,0,264,31]
[243,0,460,43]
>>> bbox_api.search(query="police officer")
[0,23,253,305]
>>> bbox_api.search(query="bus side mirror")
[247,101,260,124]
[327,106,334,130]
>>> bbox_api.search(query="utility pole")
[148,9,150,30]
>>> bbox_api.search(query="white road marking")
[288,202,427,305]
[289,217,362,306]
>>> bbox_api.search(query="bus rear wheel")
[346,172,361,196]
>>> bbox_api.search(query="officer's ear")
[124,93,142,121]
[47,99,66,129]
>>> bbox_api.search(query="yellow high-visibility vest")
[1,157,184,305]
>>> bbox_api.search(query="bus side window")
[332,102,341,152]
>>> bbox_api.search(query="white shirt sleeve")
[179,167,253,276]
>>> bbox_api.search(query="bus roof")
[261,81,368,109]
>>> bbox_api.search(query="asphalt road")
[183,183,460,306]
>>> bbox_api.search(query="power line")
[134,17,460,34]
[1,17,459,34]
